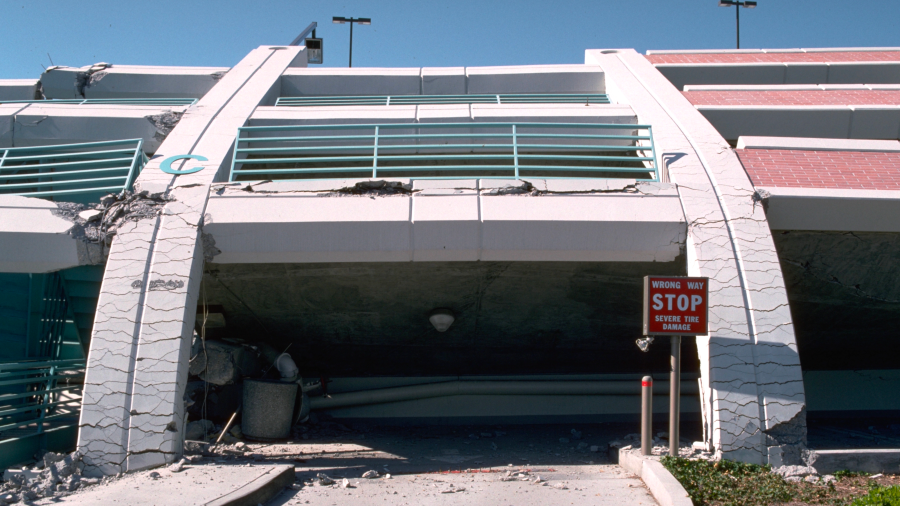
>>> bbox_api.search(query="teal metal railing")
[229,122,658,182]
[0,98,197,107]
[276,94,610,107]
[0,139,147,201]
[0,271,85,468]
[0,359,84,468]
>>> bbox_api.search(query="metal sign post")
[669,336,681,456]
[642,276,709,457]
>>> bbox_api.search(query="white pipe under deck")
[308,380,699,411]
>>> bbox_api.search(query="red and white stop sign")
[642,276,709,336]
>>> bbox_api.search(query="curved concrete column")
[77,46,306,476]
[587,49,806,465]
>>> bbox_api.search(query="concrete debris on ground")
[167,459,187,473]
[609,432,701,459]
[0,420,682,506]
[0,423,657,505]
[0,451,108,505]
[772,465,818,479]
[770,464,835,485]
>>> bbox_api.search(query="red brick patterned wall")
[683,89,900,106]
[736,149,900,190]
[645,51,900,64]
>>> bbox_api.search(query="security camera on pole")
[641,276,709,457]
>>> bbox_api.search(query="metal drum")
[241,378,297,441]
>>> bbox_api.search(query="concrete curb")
[809,449,900,475]
[203,464,295,506]
[618,448,693,506]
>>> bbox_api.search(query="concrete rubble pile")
[50,190,173,264]
[55,190,172,244]
[0,451,104,505]
[183,337,270,424]
[609,432,702,460]
[610,432,839,488]
[183,335,316,447]
[771,465,836,485]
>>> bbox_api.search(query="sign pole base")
[669,335,681,457]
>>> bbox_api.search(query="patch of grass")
[850,485,900,506]
[661,456,794,506]
[659,457,855,505]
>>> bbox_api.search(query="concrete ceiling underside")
[772,230,900,371]
[200,260,693,377]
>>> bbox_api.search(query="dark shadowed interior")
[200,260,697,378]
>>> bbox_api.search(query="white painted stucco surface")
[760,187,900,232]
[698,105,900,141]
[203,180,685,264]
[40,65,231,100]
[4,103,189,152]
[0,195,79,273]
[280,64,605,97]
[249,103,636,127]
[736,136,900,151]
[0,79,38,100]
[655,62,900,90]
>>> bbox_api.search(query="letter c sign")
[160,154,208,175]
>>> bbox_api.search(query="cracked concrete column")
[77,45,306,476]
[587,49,806,465]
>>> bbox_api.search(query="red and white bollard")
[641,376,653,456]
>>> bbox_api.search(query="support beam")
[588,49,806,466]
[77,46,306,476]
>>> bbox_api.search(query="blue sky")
[2,0,899,79]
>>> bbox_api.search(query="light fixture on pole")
[332,16,371,68]
[718,0,757,49]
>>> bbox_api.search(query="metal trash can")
[242,378,297,441]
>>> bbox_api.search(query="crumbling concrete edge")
[807,449,900,475]
[202,464,295,506]
[618,448,693,506]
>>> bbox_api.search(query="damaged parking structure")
[1,44,899,479]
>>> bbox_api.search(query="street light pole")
[718,1,757,49]
[333,16,371,68]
